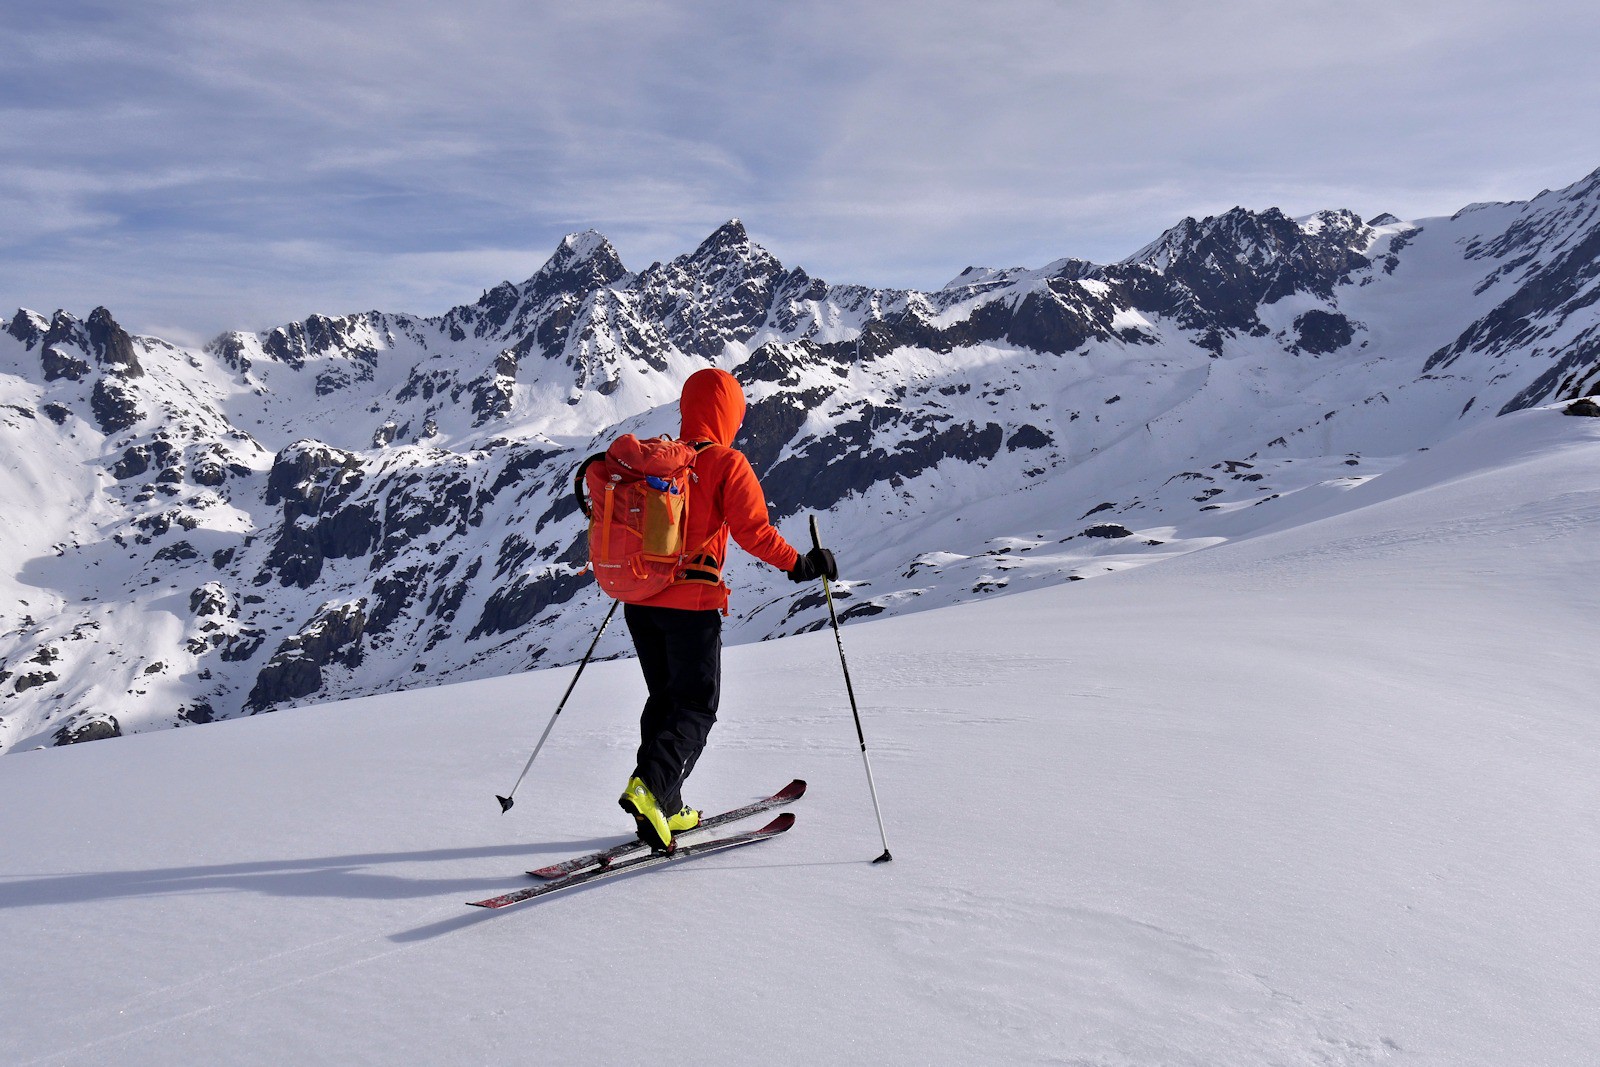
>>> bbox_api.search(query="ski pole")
[497,599,620,813]
[809,514,893,863]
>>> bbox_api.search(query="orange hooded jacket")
[638,367,800,612]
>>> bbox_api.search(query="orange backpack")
[574,434,714,603]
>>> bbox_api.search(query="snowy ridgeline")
[2,168,1600,750]
[0,408,1596,1065]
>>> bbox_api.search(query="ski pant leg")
[624,603,722,813]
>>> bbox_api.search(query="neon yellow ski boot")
[619,777,673,852]
[666,805,701,833]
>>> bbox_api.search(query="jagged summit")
[679,218,778,272]
[526,230,627,293]
[699,217,750,250]
[1126,204,1363,271]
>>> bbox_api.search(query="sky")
[3,0,1598,346]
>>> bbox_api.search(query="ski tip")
[776,779,807,801]
[759,812,797,834]
[496,795,515,814]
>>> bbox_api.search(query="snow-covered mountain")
[3,169,1599,751]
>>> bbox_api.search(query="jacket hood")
[678,367,746,447]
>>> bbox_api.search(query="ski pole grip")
[809,513,822,552]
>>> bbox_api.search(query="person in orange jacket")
[617,367,837,851]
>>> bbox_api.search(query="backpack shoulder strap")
[572,451,607,519]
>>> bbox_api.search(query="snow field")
[1,408,1597,1064]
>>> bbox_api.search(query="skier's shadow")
[0,838,621,910]
[388,853,691,942]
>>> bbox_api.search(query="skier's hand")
[788,546,838,583]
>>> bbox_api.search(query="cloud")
[2,0,1597,338]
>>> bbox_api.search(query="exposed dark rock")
[1005,425,1054,451]
[1564,397,1600,417]
[1424,218,1600,412]
[736,387,832,475]
[262,313,379,370]
[178,701,215,724]
[265,441,362,516]
[6,309,44,348]
[86,307,142,377]
[1293,310,1355,354]
[265,502,378,588]
[468,568,587,639]
[219,630,266,662]
[762,412,1004,517]
[14,670,57,692]
[190,582,236,617]
[372,466,476,569]
[41,346,91,382]
[191,450,229,486]
[90,378,142,434]
[154,541,198,562]
[368,566,427,635]
[470,349,519,424]
[1004,281,1116,354]
[208,332,252,375]
[838,601,887,622]
[247,600,368,711]
[113,446,151,479]
[1106,207,1371,340]
[1082,523,1134,538]
[53,715,120,746]
[738,339,839,387]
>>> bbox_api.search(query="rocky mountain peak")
[1128,206,1314,272]
[696,217,750,252]
[624,220,789,360]
[680,218,780,276]
[527,230,627,295]
[1111,206,1373,342]
[85,306,143,378]
[5,308,47,348]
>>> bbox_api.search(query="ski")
[527,778,806,879]
[468,813,795,910]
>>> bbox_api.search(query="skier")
[617,367,837,852]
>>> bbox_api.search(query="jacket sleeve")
[719,450,800,572]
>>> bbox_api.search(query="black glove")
[787,546,838,583]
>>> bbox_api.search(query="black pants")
[624,603,722,813]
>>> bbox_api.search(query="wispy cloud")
[2,0,1597,339]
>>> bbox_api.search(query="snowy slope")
[2,406,1596,1065]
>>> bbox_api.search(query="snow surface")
[2,406,1597,1065]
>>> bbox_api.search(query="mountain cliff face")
[4,173,1599,751]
